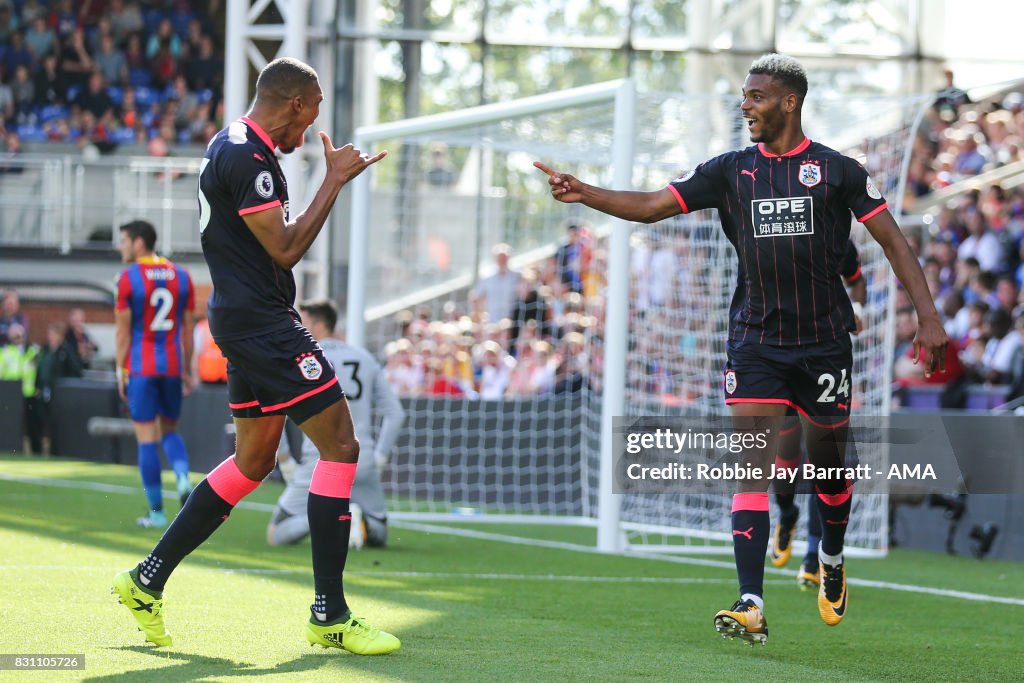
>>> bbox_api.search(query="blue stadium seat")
[143,8,167,35]
[106,86,124,106]
[66,85,80,102]
[113,127,137,144]
[135,87,160,108]
[39,105,69,123]
[196,88,214,103]
[16,123,46,142]
[129,67,152,88]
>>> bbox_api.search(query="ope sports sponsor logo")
[751,196,814,238]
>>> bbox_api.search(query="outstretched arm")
[246,134,387,270]
[863,210,948,376]
[534,161,682,224]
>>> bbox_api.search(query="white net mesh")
[354,84,929,555]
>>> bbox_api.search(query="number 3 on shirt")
[198,158,211,233]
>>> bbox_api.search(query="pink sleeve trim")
[239,200,282,216]
[666,184,689,213]
[857,203,888,223]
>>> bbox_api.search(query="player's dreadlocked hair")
[749,53,808,104]
[256,57,320,102]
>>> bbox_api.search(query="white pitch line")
[0,564,796,585]
[2,471,1022,606]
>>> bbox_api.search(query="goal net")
[348,81,930,556]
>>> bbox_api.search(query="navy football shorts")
[723,336,853,427]
[218,322,344,425]
[126,376,183,422]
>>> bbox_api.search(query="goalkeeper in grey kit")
[268,299,406,547]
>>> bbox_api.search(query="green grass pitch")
[0,455,1021,682]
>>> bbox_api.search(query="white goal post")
[346,79,931,558]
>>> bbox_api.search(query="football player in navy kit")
[112,57,400,655]
[537,54,947,644]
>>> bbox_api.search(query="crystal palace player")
[536,54,947,644]
[115,220,195,530]
[112,57,398,654]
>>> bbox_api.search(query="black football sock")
[732,492,770,606]
[308,492,351,622]
[136,479,234,592]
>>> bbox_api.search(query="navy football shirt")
[668,138,886,346]
[199,117,298,341]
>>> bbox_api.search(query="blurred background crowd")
[1,1,1022,414]
[375,77,1024,405]
[0,0,223,154]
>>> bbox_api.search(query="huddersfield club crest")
[297,353,323,381]
[798,162,821,188]
[724,370,738,395]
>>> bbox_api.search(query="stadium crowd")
[0,0,224,151]
[4,68,1024,411]
[380,81,1024,407]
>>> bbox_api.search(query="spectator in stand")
[0,322,46,453]
[968,308,1021,384]
[0,130,24,173]
[73,70,116,126]
[423,357,462,396]
[471,243,521,324]
[108,0,144,45]
[0,289,28,344]
[0,4,18,45]
[57,27,94,94]
[553,332,587,395]
[942,288,967,341]
[958,209,1004,274]
[554,222,589,294]
[149,37,178,89]
[94,33,128,87]
[5,31,35,77]
[970,270,1000,312]
[994,276,1018,316]
[952,131,989,178]
[122,31,146,75]
[10,65,34,123]
[384,338,422,396]
[34,53,65,107]
[35,320,83,451]
[183,17,205,58]
[146,18,182,60]
[64,307,98,370]
[475,340,513,399]
[0,78,14,129]
[80,0,112,27]
[505,340,535,397]
[509,271,548,354]
[425,143,456,188]
[187,99,213,143]
[20,0,49,26]
[893,307,918,361]
[185,34,221,92]
[50,0,81,39]
[24,15,56,61]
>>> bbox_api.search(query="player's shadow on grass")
[85,645,389,682]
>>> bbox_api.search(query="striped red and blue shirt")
[116,256,194,377]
